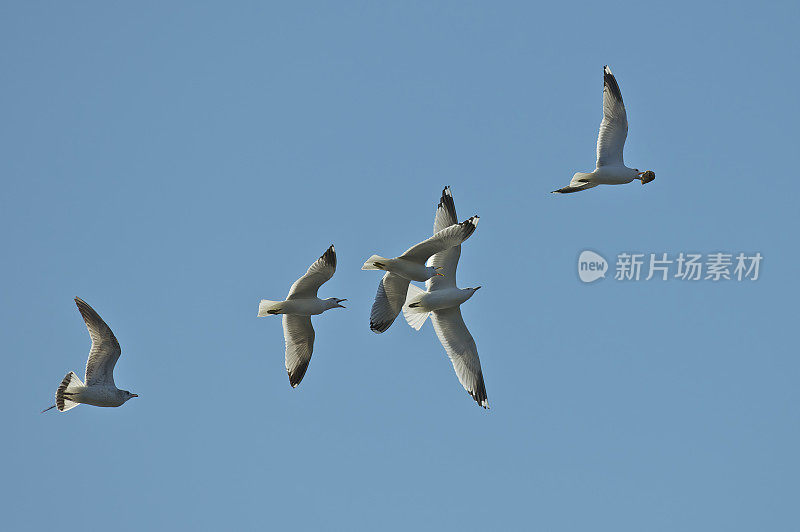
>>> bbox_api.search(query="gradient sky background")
[2,1,798,530]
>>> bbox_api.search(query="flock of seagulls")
[363,212,478,333]
[401,187,487,407]
[255,184,485,405]
[42,65,655,412]
[364,187,486,406]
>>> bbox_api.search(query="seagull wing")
[283,314,315,387]
[75,297,122,387]
[427,247,460,291]
[370,272,410,333]
[287,245,336,300]
[430,307,488,408]
[427,186,460,291]
[596,65,628,168]
[433,186,458,234]
[399,216,479,264]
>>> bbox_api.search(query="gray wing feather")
[283,314,314,387]
[430,307,488,408]
[287,245,336,299]
[426,246,459,291]
[596,65,628,168]
[427,187,461,291]
[370,272,410,333]
[399,216,478,264]
[433,186,458,234]
[75,297,121,387]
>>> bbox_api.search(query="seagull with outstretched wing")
[258,245,346,387]
[42,298,138,413]
[553,65,655,194]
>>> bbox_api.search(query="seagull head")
[122,390,138,402]
[327,298,347,309]
[428,266,445,278]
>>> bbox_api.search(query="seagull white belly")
[281,298,328,316]
[590,166,638,185]
[410,288,472,311]
[75,387,127,407]
[386,259,434,282]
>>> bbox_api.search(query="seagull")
[552,65,655,194]
[257,245,346,388]
[41,297,138,413]
[402,187,488,408]
[363,207,479,333]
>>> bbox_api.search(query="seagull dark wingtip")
[288,373,303,388]
[370,320,391,333]
[321,245,337,269]
[437,186,457,220]
[603,66,623,102]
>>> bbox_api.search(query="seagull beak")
[131,394,139,398]
[436,272,445,276]
[337,299,347,308]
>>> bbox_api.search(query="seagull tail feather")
[257,300,283,317]
[362,255,387,271]
[552,183,598,194]
[402,284,431,331]
[55,371,83,412]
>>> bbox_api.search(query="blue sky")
[2,1,798,530]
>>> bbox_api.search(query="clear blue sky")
[2,1,798,530]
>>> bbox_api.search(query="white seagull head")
[325,297,347,309]
[427,265,445,278]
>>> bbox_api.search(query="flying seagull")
[552,65,655,194]
[363,207,479,333]
[258,245,346,387]
[402,186,488,408]
[42,298,138,413]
